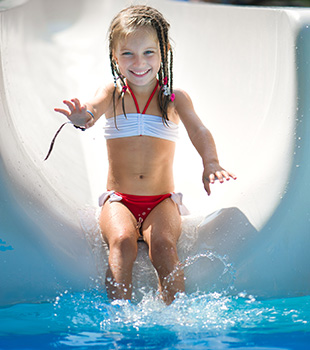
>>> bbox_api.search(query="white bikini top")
[104,113,179,142]
[104,80,179,142]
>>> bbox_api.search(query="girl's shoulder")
[94,82,115,99]
[171,87,199,124]
[172,87,195,110]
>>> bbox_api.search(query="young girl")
[54,5,236,305]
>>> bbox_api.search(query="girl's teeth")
[133,70,148,75]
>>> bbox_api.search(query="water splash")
[79,207,235,300]
[49,290,310,336]
[1,289,309,349]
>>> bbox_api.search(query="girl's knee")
[109,230,138,260]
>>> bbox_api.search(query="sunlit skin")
[55,27,236,305]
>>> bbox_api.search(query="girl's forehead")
[116,27,158,48]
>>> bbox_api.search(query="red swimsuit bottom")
[99,191,171,223]
[99,190,189,232]
[115,192,171,222]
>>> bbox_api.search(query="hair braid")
[169,47,173,101]
[151,19,170,123]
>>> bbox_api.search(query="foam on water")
[0,290,309,349]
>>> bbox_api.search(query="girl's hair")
[108,5,173,124]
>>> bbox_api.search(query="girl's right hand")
[54,98,94,129]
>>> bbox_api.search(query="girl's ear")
[112,50,119,65]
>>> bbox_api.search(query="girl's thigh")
[142,198,182,246]
[99,201,140,245]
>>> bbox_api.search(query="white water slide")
[1,0,310,306]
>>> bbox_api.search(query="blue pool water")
[0,289,309,350]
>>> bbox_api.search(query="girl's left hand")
[202,164,237,196]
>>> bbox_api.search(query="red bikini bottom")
[119,192,172,223]
[98,190,190,225]
[100,191,171,223]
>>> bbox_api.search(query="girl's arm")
[54,83,114,129]
[174,88,236,195]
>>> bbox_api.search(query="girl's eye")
[122,52,132,56]
[145,50,154,55]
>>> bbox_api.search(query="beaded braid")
[109,42,127,128]
[152,17,172,124]
[108,5,174,125]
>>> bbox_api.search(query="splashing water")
[0,289,309,349]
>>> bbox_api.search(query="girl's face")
[113,27,161,88]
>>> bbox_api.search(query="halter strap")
[126,80,159,114]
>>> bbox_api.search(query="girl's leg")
[99,201,140,300]
[142,198,184,305]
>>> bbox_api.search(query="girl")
[54,5,236,305]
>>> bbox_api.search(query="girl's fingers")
[229,172,237,180]
[222,171,231,181]
[57,99,87,116]
[71,98,87,113]
[54,108,70,117]
[208,173,215,184]
[215,170,237,182]
[71,98,82,111]
[209,170,237,183]
[63,100,76,113]
[203,168,237,195]
[215,171,224,183]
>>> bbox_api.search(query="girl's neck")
[126,78,158,97]
[126,79,159,115]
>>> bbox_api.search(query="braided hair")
[108,5,173,125]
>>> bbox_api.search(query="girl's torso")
[104,83,180,195]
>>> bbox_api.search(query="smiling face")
[113,27,161,88]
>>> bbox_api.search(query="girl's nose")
[134,55,145,67]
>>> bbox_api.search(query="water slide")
[1,0,310,306]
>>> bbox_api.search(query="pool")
[0,290,309,349]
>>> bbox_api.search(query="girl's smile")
[130,68,151,77]
[113,28,161,88]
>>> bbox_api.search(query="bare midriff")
[106,135,175,195]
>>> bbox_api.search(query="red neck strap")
[126,80,159,114]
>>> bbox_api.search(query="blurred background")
[179,0,310,6]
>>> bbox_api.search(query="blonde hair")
[108,5,173,123]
